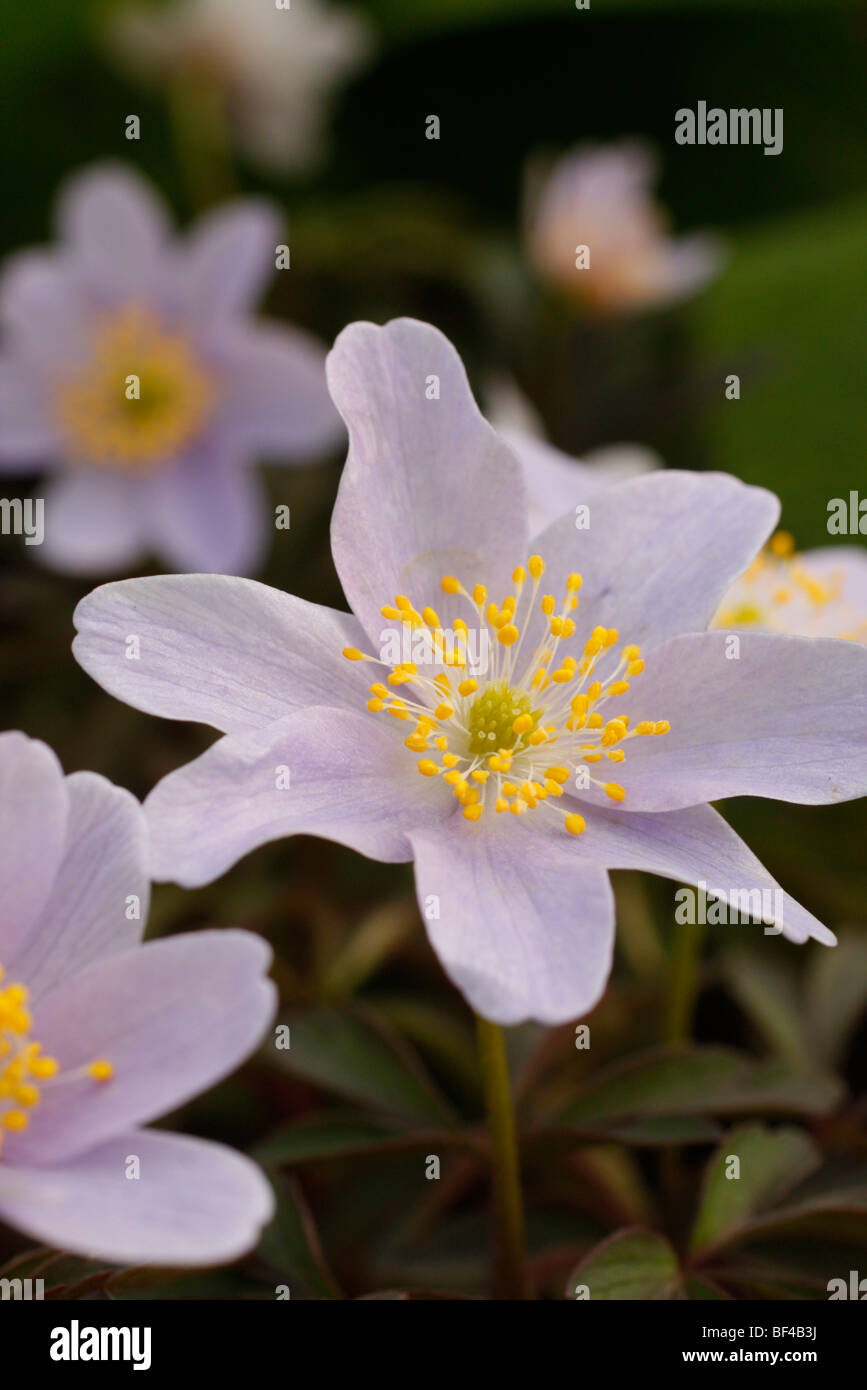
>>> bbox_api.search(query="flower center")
[715,531,867,641]
[0,963,113,1158]
[52,302,216,471]
[343,554,670,836]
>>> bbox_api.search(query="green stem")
[168,70,236,211]
[475,1014,530,1299]
[666,919,706,1045]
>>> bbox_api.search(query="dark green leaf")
[567,1229,682,1301]
[258,1176,342,1301]
[690,1124,820,1256]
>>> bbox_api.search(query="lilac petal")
[605,629,867,810]
[56,163,169,301]
[13,772,149,1003]
[408,817,615,1025]
[572,800,834,946]
[143,707,450,886]
[144,446,267,576]
[328,318,529,646]
[73,574,369,733]
[10,931,275,1165]
[38,471,147,575]
[0,362,59,466]
[528,470,779,653]
[499,426,658,533]
[0,250,92,367]
[179,199,282,322]
[0,733,67,967]
[0,1129,273,1266]
[212,321,342,458]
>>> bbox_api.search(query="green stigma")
[467,681,539,756]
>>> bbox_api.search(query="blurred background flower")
[524,140,724,315]
[106,0,375,176]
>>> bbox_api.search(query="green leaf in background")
[253,1110,480,1167]
[804,929,867,1069]
[258,1175,342,1301]
[553,1047,843,1129]
[721,949,810,1067]
[689,1124,820,1256]
[698,195,867,546]
[268,1005,457,1127]
[566,1229,682,1301]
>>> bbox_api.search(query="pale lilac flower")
[525,141,723,313]
[0,163,340,575]
[0,731,275,1265]
[73,320,867,1026]
[107,0,374,175]
[713,531,867,643]
[485,374,660,533]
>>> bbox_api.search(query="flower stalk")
[475,1014,531,1299]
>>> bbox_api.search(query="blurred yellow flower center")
[0,962,113,1158]
[342,555,670,835]
[52,302,215,471]
[714,530,867,641]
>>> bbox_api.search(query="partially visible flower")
[485,373,660,532]
[525,141,723,313]
[0,731,275,1265]
[714,531,867,642]
[73,320,867,1027]
[107,0,374,175]
[0,163,340,575]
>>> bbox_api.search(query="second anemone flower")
[73,319,867,1025]
[0,164,340,575]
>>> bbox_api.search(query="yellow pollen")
[52,302,215,472]
[88,1061,114,1082]
[359,560,671,839]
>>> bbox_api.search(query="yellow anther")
[474,584,488,606]
[444,770,462,784]
[586,713,603,729]
[342,647,364,661]
[627,660,644,676]
[541,595,556,616]
[512,566,526,585]
[635,721,654,735]
[653,721,671,735]
[545,766,570,783]
[587,682,602,703]
[464,803,483,822]
[604,629,619,646]
[584,752,602,763]
[405,734,428,752]
[458,678,478,697]
[565,813,586,836]
[495,797,509,813]
[528,728,548,746]
[422,606,441,629]
[570,695,589,717]
[395,595,412,611]
[2,1110,28,1131]
[608,749,625,762]
[622,644,640,661]
[435,703,454,720]
[498,624,520,645]
[417,760,440,777]
[14,1083,39,1107]
[551,668,573,683]
[510,799,527,815]
[441,575,460,594]
[88,1060,114,1082]
[544,779,564,796]
[30,1055,58,1079]
[551,616,564,636]
[370,682,388,697]
[770,530,795,557]
[606,681,630,697]
[528,555,545,579]
[381,605,400,620]
[605,783,626,802]
[567,572,583,591]
[512,713,533,735]
[492,610,512,630]
[561,618,576,638]
[471,770,489,783]
[367,698,384,712]
[502,781,519,796]
[434,736,448,751]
